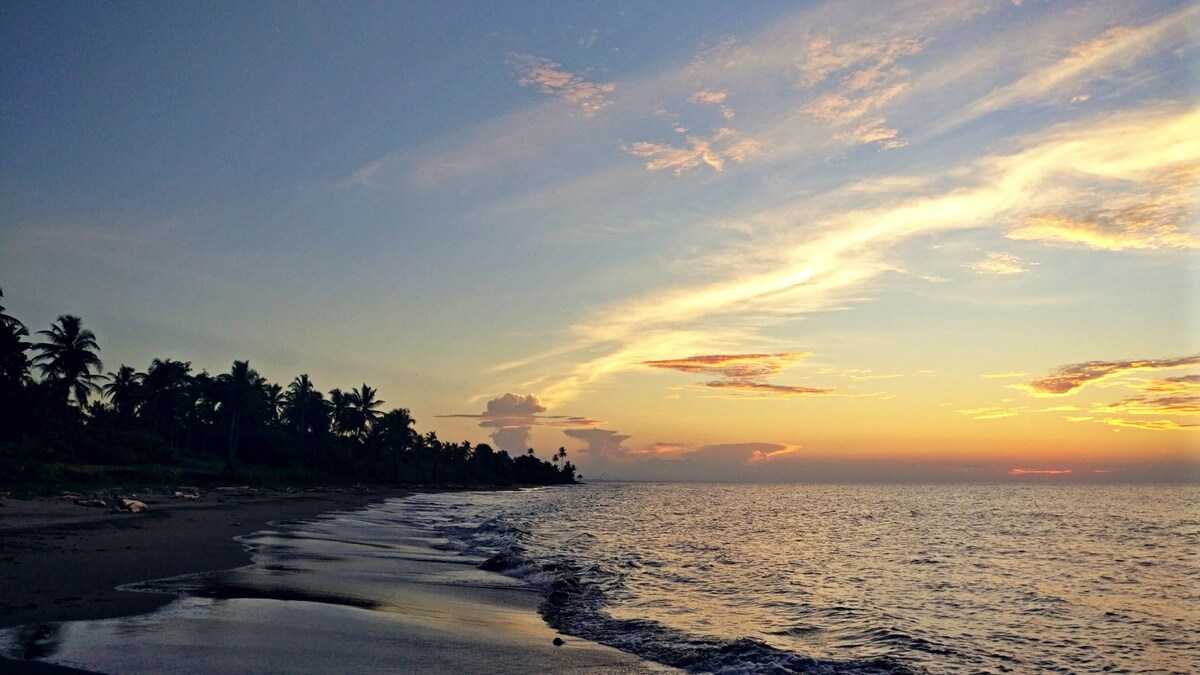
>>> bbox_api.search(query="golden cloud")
[1104,418,1200,432]
[706,381,832,396]
[1141,375,1200,394]
[1015,355,1200,397]
[514,104,1199,406]
[957,406,1022,420]
[1101,395,1200,416]
[1010,213,1197,251]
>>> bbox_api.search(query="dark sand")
[0,487,409,674]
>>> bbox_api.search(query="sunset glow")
[1,0,1196,482]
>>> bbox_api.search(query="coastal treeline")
[0,289,577,488]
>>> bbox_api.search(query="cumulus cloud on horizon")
[439,392,602,454]
[563,428,633,463]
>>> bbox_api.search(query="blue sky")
[2,0,1197,481]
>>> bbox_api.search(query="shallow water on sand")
[409,483,1200,674]
[0,501,667,674]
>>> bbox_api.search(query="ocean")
[411,483,1200,673]
[4,482,1198,673]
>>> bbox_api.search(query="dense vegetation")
[0,289,577,489]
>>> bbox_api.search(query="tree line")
[0,289,577,487]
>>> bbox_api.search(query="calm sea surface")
[409,483,1199,673]
[3,483,1196,673]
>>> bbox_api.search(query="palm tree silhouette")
[345,383,384,440]
[141,359,193,443]
[218,360,258,464]
[103,365,143,422]
[285,374,320,455]
[32,315,103,406]
[0,289,32,390]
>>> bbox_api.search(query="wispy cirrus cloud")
[689,89,736,119]
[1008,165,1200,251]
[1100,395,1200,417]
[965,252,1031,275]
[800,35,925,149]
[643,353,830,397]
[1009,468,1072,476]
[982,371,1029,379]
[513,104,1199,405]
[944,5,1199,132]
[1105,418,1200,432]
[623,126,761,175]
[643,353,810,379]
[507,52,616,115]
[958,406,1024,420]
[963,359,1200,432]
[966,355,1200,431]
[1014,355,1200,397]
[1141,375,1200,394]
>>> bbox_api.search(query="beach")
[0,488,670,674]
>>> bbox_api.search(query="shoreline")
[1,487,412,674]
[0,486,671,674]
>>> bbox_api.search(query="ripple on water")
[403,484,1200,675]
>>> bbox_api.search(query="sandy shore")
[0,487,671,674]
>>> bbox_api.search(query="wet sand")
[0,487,409,674]
[0,488,670,674]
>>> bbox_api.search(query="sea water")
[3,483,1197,673]
[407,483,1199,673]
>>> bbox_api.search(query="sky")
[2,0,1197,482]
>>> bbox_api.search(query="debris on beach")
[173,490,202,500]
[113,498,148,513]
[214,486,258,498]
[74,498,108,508]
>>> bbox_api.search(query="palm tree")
[0,289,32,390]
[343,383,384,440]
[258,377,284,425]
[102,365,143,421]
[218,360,259,465]
[141,359,192,445]
[355,383,384,434]
[32,315,103,406]
[285,374,328,457]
